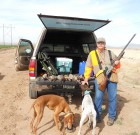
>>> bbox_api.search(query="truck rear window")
[43,44,79,53]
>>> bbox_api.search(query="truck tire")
[29,89,38,99]
[15,63,22,71]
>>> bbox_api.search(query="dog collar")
[64,112,73,118]
[84,90,91,95]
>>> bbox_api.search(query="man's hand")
[114,60,120,65]
[81,78,89,85]
[112,60,121,73]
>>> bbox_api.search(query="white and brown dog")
[78,85,97,135]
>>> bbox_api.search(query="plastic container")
[56,57,73,73]
[78,61,86,75]
[78,61,94,76]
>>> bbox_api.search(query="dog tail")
[28,101,35,113]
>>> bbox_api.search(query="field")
[0,48,140,135]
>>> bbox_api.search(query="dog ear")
[72,113,79,127]
[63,115,68,128]
[72,113,75,120]
[80,84,87,96]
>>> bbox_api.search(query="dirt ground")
[0,48,140,135]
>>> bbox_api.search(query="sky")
[0,0,140,47]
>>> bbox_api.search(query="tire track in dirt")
[0,49,30,135]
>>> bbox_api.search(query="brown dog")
[30,94,74,135]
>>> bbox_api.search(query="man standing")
[82,37,120,126]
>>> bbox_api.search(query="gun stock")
[98,74,108,92]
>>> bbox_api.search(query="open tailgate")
[38,14,110,32]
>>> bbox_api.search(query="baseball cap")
[96,37,106,43]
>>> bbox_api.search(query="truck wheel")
[29,89,38,99]
[15,64,20,71]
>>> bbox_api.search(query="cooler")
[56,57,73,74]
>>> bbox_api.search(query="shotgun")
[99,34,136,91]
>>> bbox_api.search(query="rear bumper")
[29,80,82,94]
[29,77,95,97]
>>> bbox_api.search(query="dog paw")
[30,129,33,134]
[94,127,100,135]
[60,131,65,135]
[58,122,62,130]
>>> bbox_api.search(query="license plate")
[63,85,75,89]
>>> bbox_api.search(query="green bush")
[0,45,17,49]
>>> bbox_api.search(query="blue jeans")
[94,79,117,120]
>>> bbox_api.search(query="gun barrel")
[121,34,136,53]
[106,34,136,76]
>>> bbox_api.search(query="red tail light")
[29,59,36,77]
